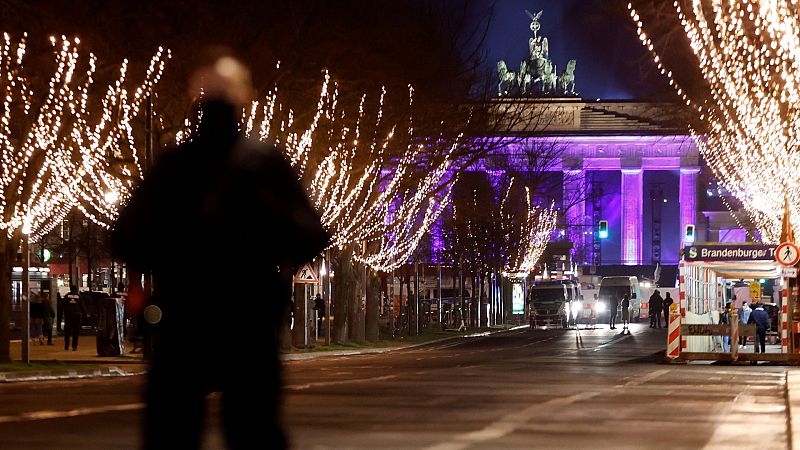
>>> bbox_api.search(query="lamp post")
[21,221,31,364]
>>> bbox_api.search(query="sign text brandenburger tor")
[684,244,777,262]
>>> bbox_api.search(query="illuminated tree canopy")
[630,0,800,242]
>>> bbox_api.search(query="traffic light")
[598,220,609,239]
[685,224,695,244]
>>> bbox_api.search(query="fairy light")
[181,72,458,271]
[630,0,800,243]
[0,33,168,241]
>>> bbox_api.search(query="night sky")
[483,0,674,100]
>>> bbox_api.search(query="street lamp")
[21,219,31,364]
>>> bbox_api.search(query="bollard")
[666,303,680,359]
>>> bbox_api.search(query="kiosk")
[670,242,800,362]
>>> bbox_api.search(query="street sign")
[776,242,800,267]
[750,281,761,300]
[293,263,319,284]
[783,267,798,278]
[683,244,776,262]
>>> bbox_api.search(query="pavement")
[1,327,514,382]
[6,324,800,444]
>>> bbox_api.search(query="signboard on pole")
[293,263,319,284]
[776,242,800,267]
[683,244,777,262]
[750,281,761,300]
[783,267,798,278]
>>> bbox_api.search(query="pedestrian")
[649,289,663,328]
[609,294,619,330]
[621,293,630,333]
[720,302,731,352]
[738,301,752,347]
[662,292,673,326]
[111,52,328,450]
[313,293,325,334]
[29,291,45,345]
[63,285,83,351]
[42,291,55,345]
[749,303,769,354]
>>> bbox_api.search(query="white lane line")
[423,391,601,450]
[624,368,671,387]
[0,402,144,423]
[285,375,398,391]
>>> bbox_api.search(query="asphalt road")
[0,323,791,449]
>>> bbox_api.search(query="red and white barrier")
[782,279,789,353]
[666,303,681,359]
[678,261,687,351]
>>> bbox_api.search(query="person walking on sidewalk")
[63,285,83,351]
[738,302,752,347]
[749,303,769,354]
[29,291,45,345]
[111,52,329,450]
[42,291,55,345]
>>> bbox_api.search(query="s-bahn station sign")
[683,244,777,262]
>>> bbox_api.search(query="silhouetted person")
[313,293,325,335]
[649,289,663,328]
[111,53,328,450]
[663,292,673,326]
[63,285,83,351]
[749,303,769,354]
[621,293,630,333]
[608,294,619,329]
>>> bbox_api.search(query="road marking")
[624,368,671,387]
[423,391,601,450]
[285,374,398,391]
[0,403,144,423]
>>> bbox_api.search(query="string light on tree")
[629,0,800,243]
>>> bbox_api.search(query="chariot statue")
[495,9,578,98]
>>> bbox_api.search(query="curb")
[0,365,147,383]
[282,326,525,362]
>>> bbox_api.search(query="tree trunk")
[365,269,380,342]
[405,273,413,336]
[349,259,366,344]
[331,248,354,343]
[0,235,19,363]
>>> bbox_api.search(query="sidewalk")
[2,335,147,383]
[1,326,525,382]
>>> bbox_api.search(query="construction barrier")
[666,303,680,359]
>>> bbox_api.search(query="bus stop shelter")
[671,242,800,362]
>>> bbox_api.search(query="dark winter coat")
[749,307,770,332]
[649,293,663,314]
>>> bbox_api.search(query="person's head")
[725,302,732,310]
[654,289,659,295]
[189,47,254,110]
[665,292,671,298]
[623,293,629,299]
[743,302,748,307]
[117,282,125,293]
[69,284,78,294]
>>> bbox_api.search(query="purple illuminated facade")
[468,100,704,269]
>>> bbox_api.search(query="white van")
[598,276,642,322]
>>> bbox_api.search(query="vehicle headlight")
[596,302,606,312]
[571,302,581,316]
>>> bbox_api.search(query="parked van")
[528,281,569,328]
[598,276,642,322]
